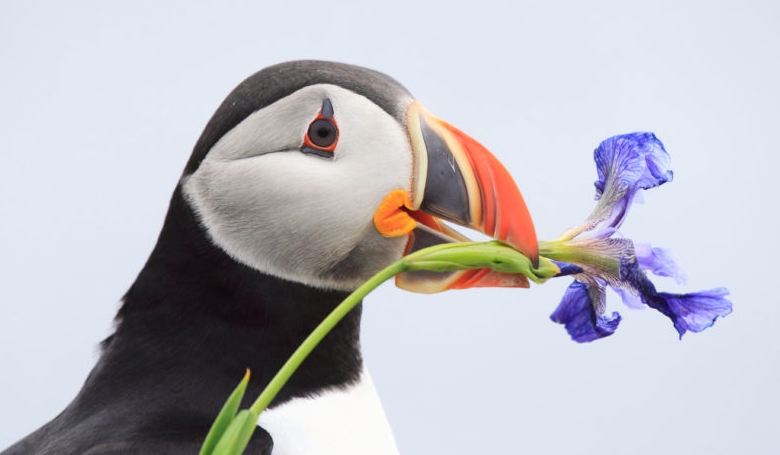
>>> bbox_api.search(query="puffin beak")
[373,101,539,293]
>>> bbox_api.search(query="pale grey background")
[1,1,777,454]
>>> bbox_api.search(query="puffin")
[1,60,538,455]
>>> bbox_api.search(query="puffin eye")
[308,119,338,148]
[301,98,339,158]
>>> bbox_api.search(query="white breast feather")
[257,369,401,455]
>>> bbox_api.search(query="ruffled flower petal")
[612,287,645,310]
[590,132,674,230]
[558,132,674,241]
[594,132,673,196]
[634,242,687,284]
[647,288,733,338]
[550,281,622,342]
[620,260,732,338]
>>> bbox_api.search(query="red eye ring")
[301,99,339,158]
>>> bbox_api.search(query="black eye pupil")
[308,119,337,148]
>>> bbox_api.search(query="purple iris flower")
[550,281,621,342]
[545,132,732,342]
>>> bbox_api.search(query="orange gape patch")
[373,190,417,237]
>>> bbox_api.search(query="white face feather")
[182,84,415,291]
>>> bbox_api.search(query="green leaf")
[199,370,251,455]
[211,409,259,455]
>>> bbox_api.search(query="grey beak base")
[418,116,471,225]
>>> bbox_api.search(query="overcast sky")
[1,1,778,454]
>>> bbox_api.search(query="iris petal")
[612,287,645,310]
[591,132,674,230]
[634,242,687,284]
[594,132,673,196]
[620,260,732,338]
[550,281,622,342]
[559,132,675,241]
[649,288,733,338]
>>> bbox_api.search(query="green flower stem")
[248,257,406,415]
[248,241,558,416]
[404,241,559,282]
[202,241,565,455]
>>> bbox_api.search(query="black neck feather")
[77,187,363,428]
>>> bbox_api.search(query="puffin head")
[182,60,537,292]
